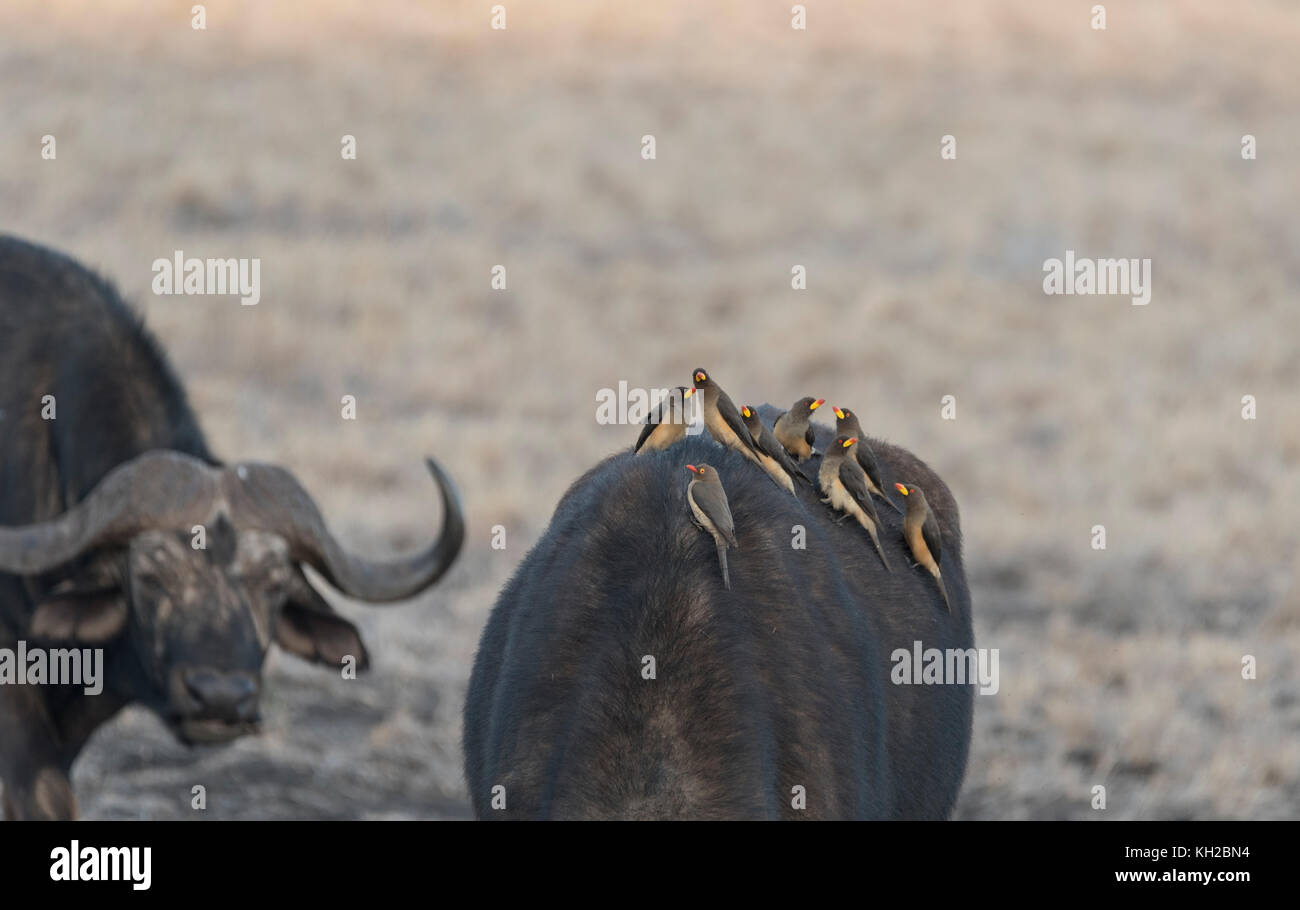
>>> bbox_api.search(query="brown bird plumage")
[833,406,903,514]
[895,482,950,613]
[686,463,738,590]
[635,386,691,453]
[689,368,771,480]
[740,405,809,495]
[818,436,891,571]
[773,396,824,461]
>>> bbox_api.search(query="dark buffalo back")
[465,416,973,819]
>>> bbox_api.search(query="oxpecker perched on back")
[685,463,738,590]
[773,396,824,461]
[896,482,951,614]
[819,436,891,572]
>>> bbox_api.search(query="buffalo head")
[0,450,463,745]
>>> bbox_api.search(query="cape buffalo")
[464,412,972,819]
[0,236,464,819]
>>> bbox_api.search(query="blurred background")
[1,0,1296,818]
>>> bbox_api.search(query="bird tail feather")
[868,525,892,572]
[716,543,731,590]
[936,571,951,614]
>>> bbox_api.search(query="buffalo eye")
[242,562,291,606]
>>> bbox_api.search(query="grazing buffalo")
[464,411,972,819]
[0,236,464,819]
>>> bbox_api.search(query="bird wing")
[716,392,759,451]
[838,457,871,503]
[636,395,683,451]
[751,423,783,460]
[839,459,882,524]
[633,420,656,452]
[922,510,942,565]
[692,480,737,546]
[761,425,810,481]
[804,425,816,447]
[856,443,885,491]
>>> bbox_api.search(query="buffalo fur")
[0,236,222,817]
[464,409,974,819]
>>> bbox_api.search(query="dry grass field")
[1,0,1297,818]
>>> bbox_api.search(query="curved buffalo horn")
[0,451,221,575]
[0,450,465,604]
[224,456,465,603]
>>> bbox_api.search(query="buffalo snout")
[169,666,263,743]
[182,667,260,721]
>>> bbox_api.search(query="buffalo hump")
[464,418,973,820]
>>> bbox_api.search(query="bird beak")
[741,407,751,417]
[683,387,695,399]
[694,372,705,383]
[833,407,845,419]
[895,483,909,495]
[844,437,857,447]
[811,399,825,410]
[686,464,699,474]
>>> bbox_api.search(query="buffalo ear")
[275,568,370,672]
[29,589,128,643]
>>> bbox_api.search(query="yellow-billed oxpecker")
[773,397,824,461]
[895,482,951,614]
[686,463,738,590]
[833,406,902,514]
[635,386,691,453]
[819,436,891,571]
[740,405,812,495]
[689,368,768,475]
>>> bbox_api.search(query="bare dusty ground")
[1,0,1297,819]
